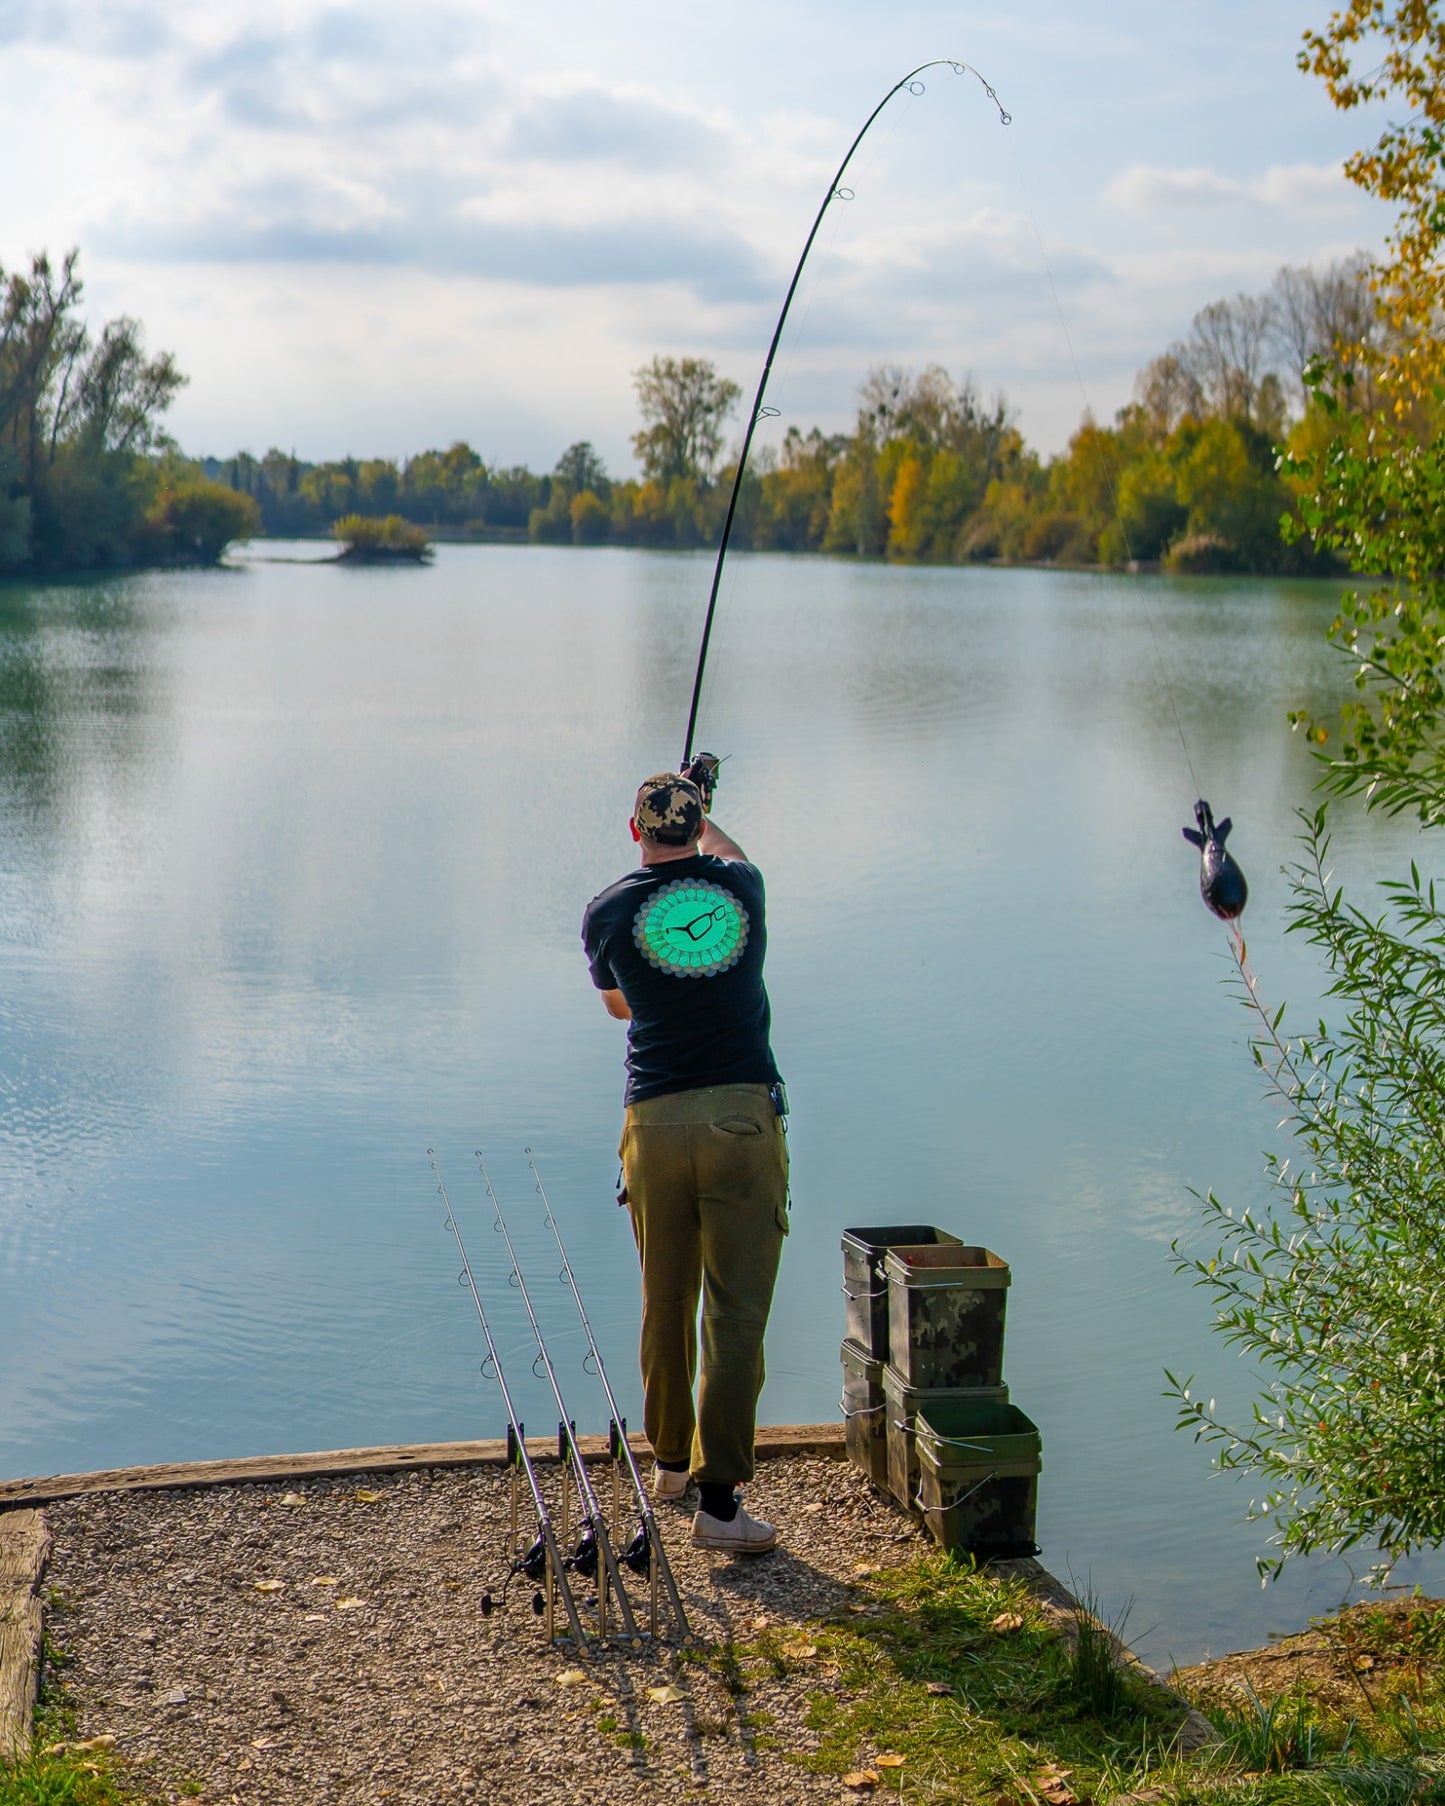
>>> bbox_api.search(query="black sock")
[657,1458,690,1473]
[698,1482,738,1521]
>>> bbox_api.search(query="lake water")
[2,541,1439,1664]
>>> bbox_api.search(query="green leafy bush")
[332,513,432,560]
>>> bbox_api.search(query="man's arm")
[600,988,632,1021]
[699,817,747,861]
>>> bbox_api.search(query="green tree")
[554,440,610,497]
[1171,0,1445,1580]
[630,357,740,485]
[142,471,261,563]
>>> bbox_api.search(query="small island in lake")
[332,512,434,563]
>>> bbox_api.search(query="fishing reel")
[479,1533,551,1619]
[679,751,721,811]
[569,1526,599,1581]
[623,1524,652,1577]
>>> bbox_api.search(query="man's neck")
[639,841,701,867]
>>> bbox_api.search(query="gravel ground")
[43,1455,930,1805]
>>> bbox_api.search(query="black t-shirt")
[582,853,781,1105]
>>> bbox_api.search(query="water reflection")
[0,546,1436,1661]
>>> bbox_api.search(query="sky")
[0,0,1395,473]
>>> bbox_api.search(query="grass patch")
[705,1553,1445,1806]
[0,1639,132,1806]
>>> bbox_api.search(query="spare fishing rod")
[527,1148,693,1645]
[680,58,1012,767]
[476,1152,644,1648]
[428,1149,590,1650]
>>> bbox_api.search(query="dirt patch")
[41,1455,929,1805]
[1173,1595,1445,1718]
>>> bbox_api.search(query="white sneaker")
[691,1505,778,1554]
[651,1464,692,1503]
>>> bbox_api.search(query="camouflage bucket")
[841,1225,963,1364]
[883,1243,1010,1392]
[839,1337,888,1491]
[881,1364,1009,1513]
[914,1396,1041,1560]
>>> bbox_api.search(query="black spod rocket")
[1183,800,1247,920]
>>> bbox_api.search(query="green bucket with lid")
[914,1396,1041,1560]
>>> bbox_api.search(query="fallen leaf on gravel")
[354,1488,383,1503]
[843,1603,873,1614]
[1035,1765,1078,1805]
[303,1613,326,1623]
[556,1670,588,1688]
[782,1642,818,1658]
[279,1493,305,1507]
[647,1685,687,1704]
[853,1564,880,1576]
[335,1596,366,1610]
[253,1579,285,1593]
[250,1738,278,1750]
[843,1771,879,1791]
[802,1502,825,1514]
[876,1754,906,1768]
[310,1576,340,1587]
[158,1687,188,1705]
[991,1611,1024,1633]
[44,1735,118,1755]
[925,1681,955,1696]
[751,1615,770,1630]
[237,1757,253,1771]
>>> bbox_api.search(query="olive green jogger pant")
[620,1082,789,1486]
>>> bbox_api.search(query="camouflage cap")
[633,772,705,846]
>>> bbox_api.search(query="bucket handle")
[841,1282,888,1302]
[912,1470,997,1514]
[901,1419,993,1453]
[839,1395,882,1422]
[894,1276,1005,1291]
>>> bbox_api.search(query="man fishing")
[581,762,787,1554]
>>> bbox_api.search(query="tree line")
[205,256,1385,578]
[0,245,1405,579]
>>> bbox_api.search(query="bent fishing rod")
[477,1152,644,1647]
[679,59,1012,767]
[429,1149,590,1649]
[527,1148,693,1645]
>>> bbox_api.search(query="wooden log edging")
[0,1509,51,1764]
[0,1423,846,1510]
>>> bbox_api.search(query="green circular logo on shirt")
[633,878,749,978]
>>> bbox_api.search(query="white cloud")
[1104,160,1349,212]
[0,0,1392,464]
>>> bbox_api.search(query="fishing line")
[477,1150,644,1646]
[688,89,918,743]
[680,58,1012,767]
[1005,136,1202,800]
[527,1147,693,1644]
[428,1149,591,1648]
[1004,133,1252,922]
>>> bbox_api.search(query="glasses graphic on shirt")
[633,878,750,978]
[668,904,729,943]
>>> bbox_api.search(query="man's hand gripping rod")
[477,1154,644,1647]
[428,1151,590,1649]
[527,1149,693,1645]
